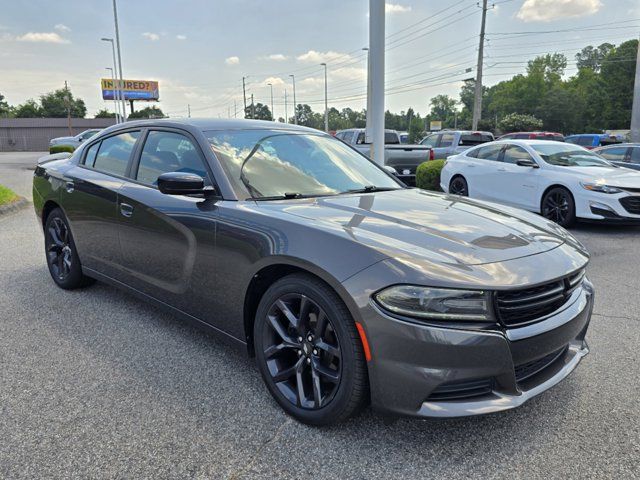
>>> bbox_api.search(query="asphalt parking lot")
[1,153,639,479]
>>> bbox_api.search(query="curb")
[0,196,30,217]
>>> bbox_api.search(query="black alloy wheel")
[44,208,94,289]
[541,187,576,227]
[254,274,368,425]
[449,176,469,196]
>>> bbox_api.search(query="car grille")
[495,269,585,327]
[426,378,494,401]
[515,346,568,384]
[620,196,640,214]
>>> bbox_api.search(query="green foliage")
[0,92,13,117]
[416,160,445,192]
[95,109,116,118]
[128,105,165,119]
[0,184,19,206]
[244,102,272,120]
[428,94,458,128]
[40,88,86,117]
[575,43,614,72]
[498,113,543,132]
[49,144,76,154]
[14,99,43,118]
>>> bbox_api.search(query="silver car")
[49,129,102,149]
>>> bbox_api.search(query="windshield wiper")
[251,192,313,201]
[345,186,401,194]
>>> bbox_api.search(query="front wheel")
[449,176,468,196]
[541,187,576,227]
[254,274,368,425]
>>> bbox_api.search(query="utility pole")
[234,99,237,118]
[369,0,385,166]
[284,90,288,123]
[267,83,274,121]
[472,0,488,130]
[187,104,191,118]
[631,34,640,142]
[242,76,247,119]
[228,106,230,118]
[106,67,119,122]
[64,81,72,135]
[112,0,127,120]
[363,47,372,142]
[321,63,328,132]
[289,74,297,124]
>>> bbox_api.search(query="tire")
[541,187,576,228]
[449,176,468,196]
[254,273,368,425]
[44,208,95,289]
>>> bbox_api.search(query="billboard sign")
[101,79,159,101]
[430,120,442,131]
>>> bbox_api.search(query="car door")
[465,143,505,202]
[61,129,141,279]
[598,146,631,168]
[493,144,540,210]
[115,128,222,325]
[628,147,640,171]
[437,132,456,158]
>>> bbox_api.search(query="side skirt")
[82,266,249,355]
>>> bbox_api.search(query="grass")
[0,184,19,206]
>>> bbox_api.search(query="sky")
[1,0,639,119]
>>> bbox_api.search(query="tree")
[14,99,43,118]
[498,113,543,132]
[244,102,272,120]
[39,88,86,118]
[292,104,322,129]
[428,94,458,128]
[575,43,614,72]
[95,109,116,118]
[0,92,13,117]
[128,105,165,119]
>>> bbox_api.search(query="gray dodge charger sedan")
[33,119,593,425]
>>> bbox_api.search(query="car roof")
[104,118,322,134]
[488,139,569,146]
[594,143,639,148]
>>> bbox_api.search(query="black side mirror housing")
[157,172,207,195]
[516,159,539,168]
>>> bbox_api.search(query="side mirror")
[383,165,398,176]
[516,158,539,168]
[157,172,207,195]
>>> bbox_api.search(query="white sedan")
[440,140,640,227]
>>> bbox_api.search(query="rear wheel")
[541,187,576,227]
[254,274,368,425]
[44,208,95,289]
[449,176,468,196]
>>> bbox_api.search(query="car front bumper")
[354,279,594,418]
[576,190,640,223]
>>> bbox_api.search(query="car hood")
[257,189,579,267]
[51,136,76,143]
[556,165,640,187]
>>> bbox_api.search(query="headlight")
[374,285,492,321]
[580,182,622,194]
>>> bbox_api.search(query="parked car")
[49,129,102,149]
[419,130,494,158]
[33,119,593,425]
[593,143,640,170]
[498,131,564,141]
[37,151,72,165]
[565,133,621,149]
[336,128,433,185]
[441,139,640,227]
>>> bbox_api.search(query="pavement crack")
[592,312,640,323]
[227,418,291,480]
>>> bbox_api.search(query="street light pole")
[111,0,127,119]
[267,82,275,121]
[101,38,121,123]
[363,47,372,142]
[284,89,288,124]
[472,0,488,130]
[321,63,328,132]
[369,0,385,166]
[105,67,119,121]
[631,33,640,142]
[289,74,297,124]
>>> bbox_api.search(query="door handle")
[119,203,134,218]
[65,181,74,193]
[497,168,507,172]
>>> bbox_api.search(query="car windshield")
[531,144,614,167]
[206,130,401,199]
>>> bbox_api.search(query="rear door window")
[476,144,504,161]
[91,131,140,177]
[631,147,640,163]
[420,134,439,147]
[576,136,593,147]
[598,146,629,162]
[439,133,455,147]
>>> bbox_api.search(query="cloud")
[225,56,240,65]
[176,34,187,40]
[297,50,351,64]
[263,76,286,86]
[142,32,160,41]
[16,32,69,44]
[386,3,411,14]
[266,53,287,61]
[54,24,71,33]
[516,0,602,22]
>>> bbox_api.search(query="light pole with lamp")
[289,74,297,124]
[105,67,120,122]
[321,63,328,132]
[267,82,274,121]
[101,37,122,123]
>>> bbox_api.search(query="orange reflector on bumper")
[355,322,372,362]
